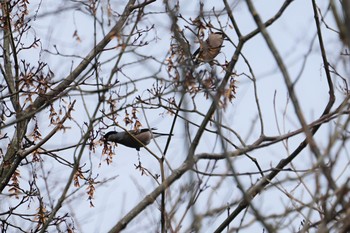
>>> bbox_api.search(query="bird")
[103,128,172,151]
[192,31,225,65]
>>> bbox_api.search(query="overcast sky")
[2,0,347,232]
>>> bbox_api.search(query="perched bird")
[103,128,172,151]
[192,32,225,64]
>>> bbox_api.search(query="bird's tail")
[153,132,174,137]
